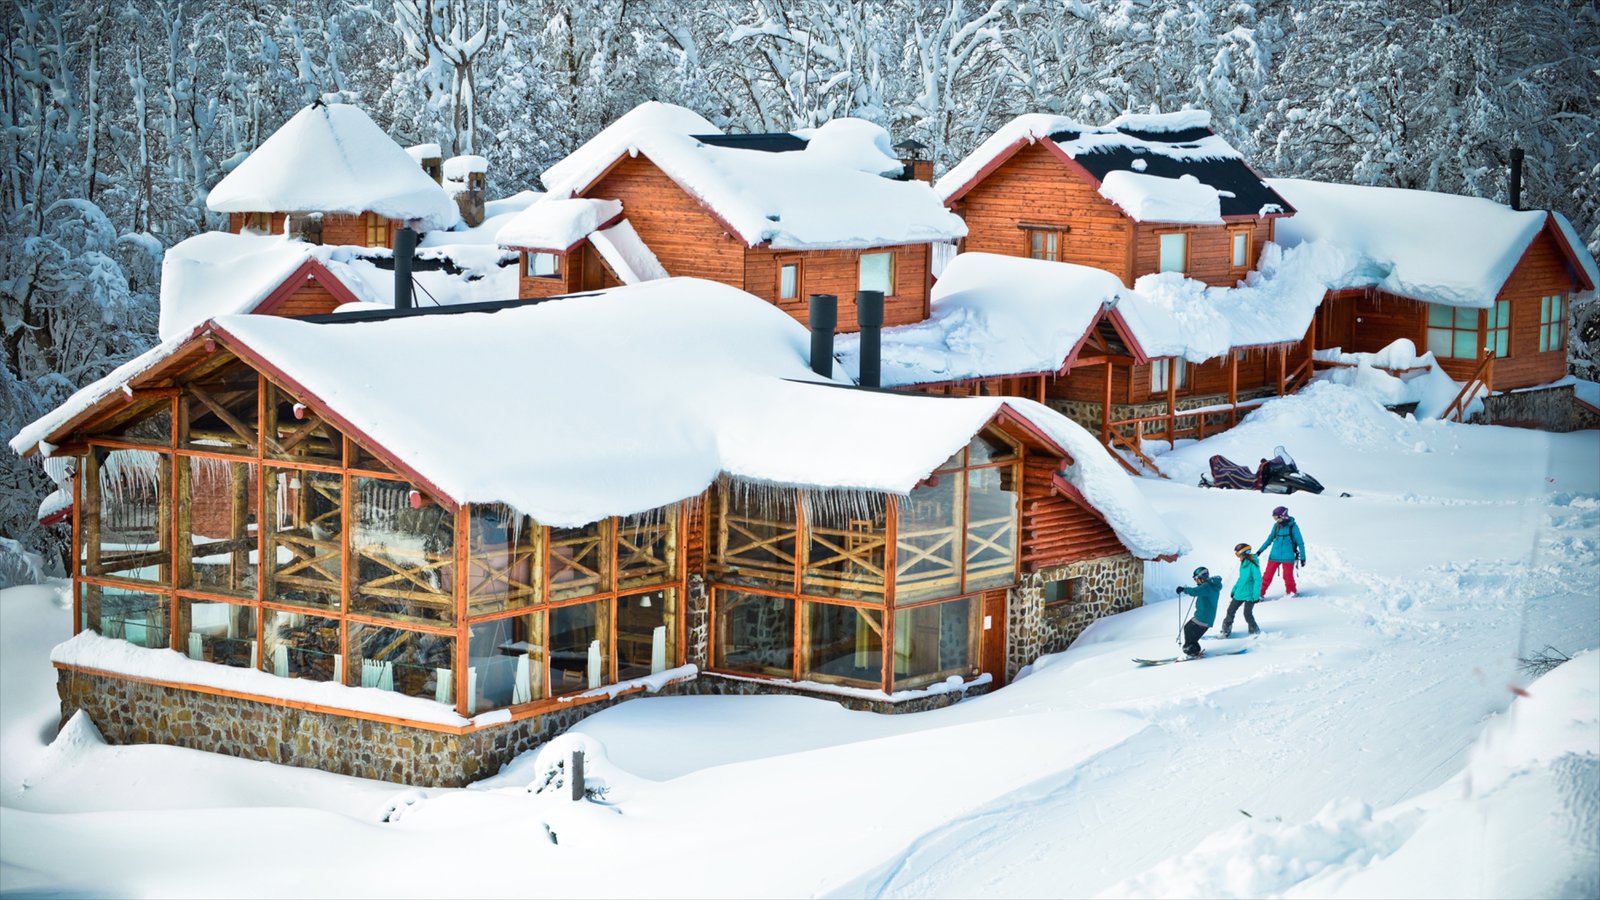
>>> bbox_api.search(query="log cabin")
[497,102,966,331]
[207,101,459,248]
[12,277,1184,786]
[935,111,1294,288]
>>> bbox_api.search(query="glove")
[1298,558,1307,568]
[1174,586,1183,595]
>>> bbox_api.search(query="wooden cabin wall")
[1129,218,1273,287]
[582,155,745,285]
[1492,227,1581,389]
[744,243,931,331]
[579,245,624,292]
[953,143,1134,283]
[228,213,286,235]
[1316,293,1361,352]
[271,276,344,318]
[1051,364,1132,404]
[319,213,387,248]
[1019,456,1125,569]
[516,251,582,299]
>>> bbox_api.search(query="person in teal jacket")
[1257,505,1305,598]
[1175,566,1222,658]
[1221,543,1262,637]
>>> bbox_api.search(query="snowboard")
[1133,647,1248,667]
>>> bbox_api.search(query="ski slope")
[1,384,1596,898]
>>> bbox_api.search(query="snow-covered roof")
[443,155,488,180]
[937,110,1290,221]
[589,221,668,284]
[496,198,623,251]
[1270,178,1597,308]
[540,102,965,250]
[405,143,442,161]
[207,103,459,231]
[835,253,1122,386]
[12,278,1183,559]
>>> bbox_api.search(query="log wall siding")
[1492,227,1580,389]
[744,243,931,330]
[1019,456,1125,569]
[516,250,582,299]
[1052,364,1133,404]
[1131,218,1273,287]
[955,143,1135,282]
[270,278,343,318]
[581,155,745,286]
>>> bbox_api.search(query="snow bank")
[1312,340,1468,420]
[796,117,904,176]
[1098,171,1222,224]
[588,220,668,284]
[495,197,623,250]
[206,103,458,231]
[540,101,964,250]
[1269,178,1569,308]
[835,252,1122,386]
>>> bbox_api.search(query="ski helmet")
[1233,542,1252,555]
[1272,506,1289,519]
[1192,566,1210,581]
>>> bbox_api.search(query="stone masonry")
[1479,384,1591,432]
[1005,554,1145,681]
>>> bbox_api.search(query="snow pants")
[1222,599,1258,634]
[1261,559,1298,596]
[1182,619,1209,657]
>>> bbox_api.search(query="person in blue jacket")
[1257,505,1305,598]
[1175,566,1222,658]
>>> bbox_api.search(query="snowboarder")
[1221,543,1262,637]
[1257,506,1305,598]
[1175,566,1222,658]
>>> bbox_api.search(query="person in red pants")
[1257,506,1305,598]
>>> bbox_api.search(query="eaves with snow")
[11,278,1185,561]
[206,102,460,231]
[936,110,1293,224]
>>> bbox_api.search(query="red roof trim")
[39,503,72,527]
[940,137,1033,207]
[994,403,1073,464]
[573,151,753,247]
[1048,472,1107,522]
[1539,212,1596,292]
[254,258,364,317]
[1102,307,1151,365]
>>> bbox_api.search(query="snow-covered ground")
[1,384,1596,898]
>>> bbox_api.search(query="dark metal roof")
[1046,128,1293,219]
[295,293,600,325]
[692,133,809,153]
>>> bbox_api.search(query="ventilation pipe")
[809,294,837,379]
[856,290,884,388]
[394,226,417,310]
[1508,147,1524,211]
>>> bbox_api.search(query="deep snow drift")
[1,385,1596,898]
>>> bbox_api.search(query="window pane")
[1151,360,1168,392]
[1427,305,1454,327]
[266,383,344,464]
[714,590,793,677]
[467,504,541,615]
[1453,331,1478,359]
[779,264,798,300]
[183,457,258,598]
[180,361,258,456]
[965,466,1019,591]
[1541,295,1551,320]
[97,399,173,446]
[968,431,1018,465]
[1231,232,1248,267]
[179,598,256,668]
[1426,329,1454,358]
[803,602,882,687]
[550,599,610,695]
[352,477,456,624]
[84,584,169,649]
[712,485,797,589]
[892,596,978,691]
[468,614,545,714]
[803,493,887,601]
[1496,300,1512,327]
[263,608,341,682]
[349,622,455,704]
[1493,331,1508,357]
[528,253,559,277]
[896,476,963,603]
[618,507,676,589]
[92,448,171,585]
[549,519,612,601]
[1175,359,1190,389]
[1158,233,1187,273]
[1539,324,1550,353]
[618,589,676,681]
[859,252,892,294]
[1455,307,1477,328]
[1043,576,1084,606]
[264,468,341,609]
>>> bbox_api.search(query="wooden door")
[980,589,1008,684]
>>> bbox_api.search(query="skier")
[1257,505,1306,598]
[1174,566,1222,658]
[1221,543,1262,637]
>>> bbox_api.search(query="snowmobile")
[1199,445,1324,494]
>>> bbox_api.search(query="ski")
[1133,647,1248,666]
[1202,632,1260,640]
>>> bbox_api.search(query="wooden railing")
[1442,354,1495,423]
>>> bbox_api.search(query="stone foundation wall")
[1005,554,1144,680]
[686,574,710,669]
[1479,384,1586,432]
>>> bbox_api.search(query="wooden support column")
[1276,347,1287,396]
[1228,352,1240,427]
[1165,364,1177,445]
[231,462,250,593]
[1101,363,1112,446]
[455,504,470,719]
[71,458,83,634]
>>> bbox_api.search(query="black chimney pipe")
[394,226,417,310]
[1509,147,1524,211]
[809,294,837,379]
[856,290,884,389]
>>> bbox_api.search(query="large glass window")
[859,252,894,295]
[263,467,342,610]
[263,608,341,682]
[803,494,887,602]
[468,614,545,713]
[1488,300,1511,358]
[714,590,794,677]
[549,520,611,601]
[179,598,256,668]
[349,622,455,703]
[97,399,173,446]
[179,361,258,456]
[617,508,676,589]
[1426,305,1480,359]
[1158,233,1188,273]
[803,602,882,687]
[84,584,169,649]
[892,597,979,691]
[467,504,541,616]
[965,466,1019,591]
[549,599,611,695]
[351,477,455,624]
[89,448,171,585]
[712,485,798,590]
[181,457,258,598]
[265,383,344,465]
[1540,294,1566,352]
[617,589,676,680]
[895,473,963,602]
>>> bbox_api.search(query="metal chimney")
[856,290,884,388]
[808,294,837,379]
[1509,147,1524,211]
[394,226,417,310]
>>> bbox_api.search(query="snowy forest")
[3,0,1598,567]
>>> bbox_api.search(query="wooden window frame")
[1155,229,1190,275]
[1150,358,1189,394]
[523,251,563,280]
[1426,304,1483,360]
[363,213,390,249]
[777,257,803,301]
[858,251,896,297]
[1539,293,1567,353]
[1487,299,1512,358]
[1227,226,1253,271]
[1021,226,1066,262]
[1042,574,1084,608]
